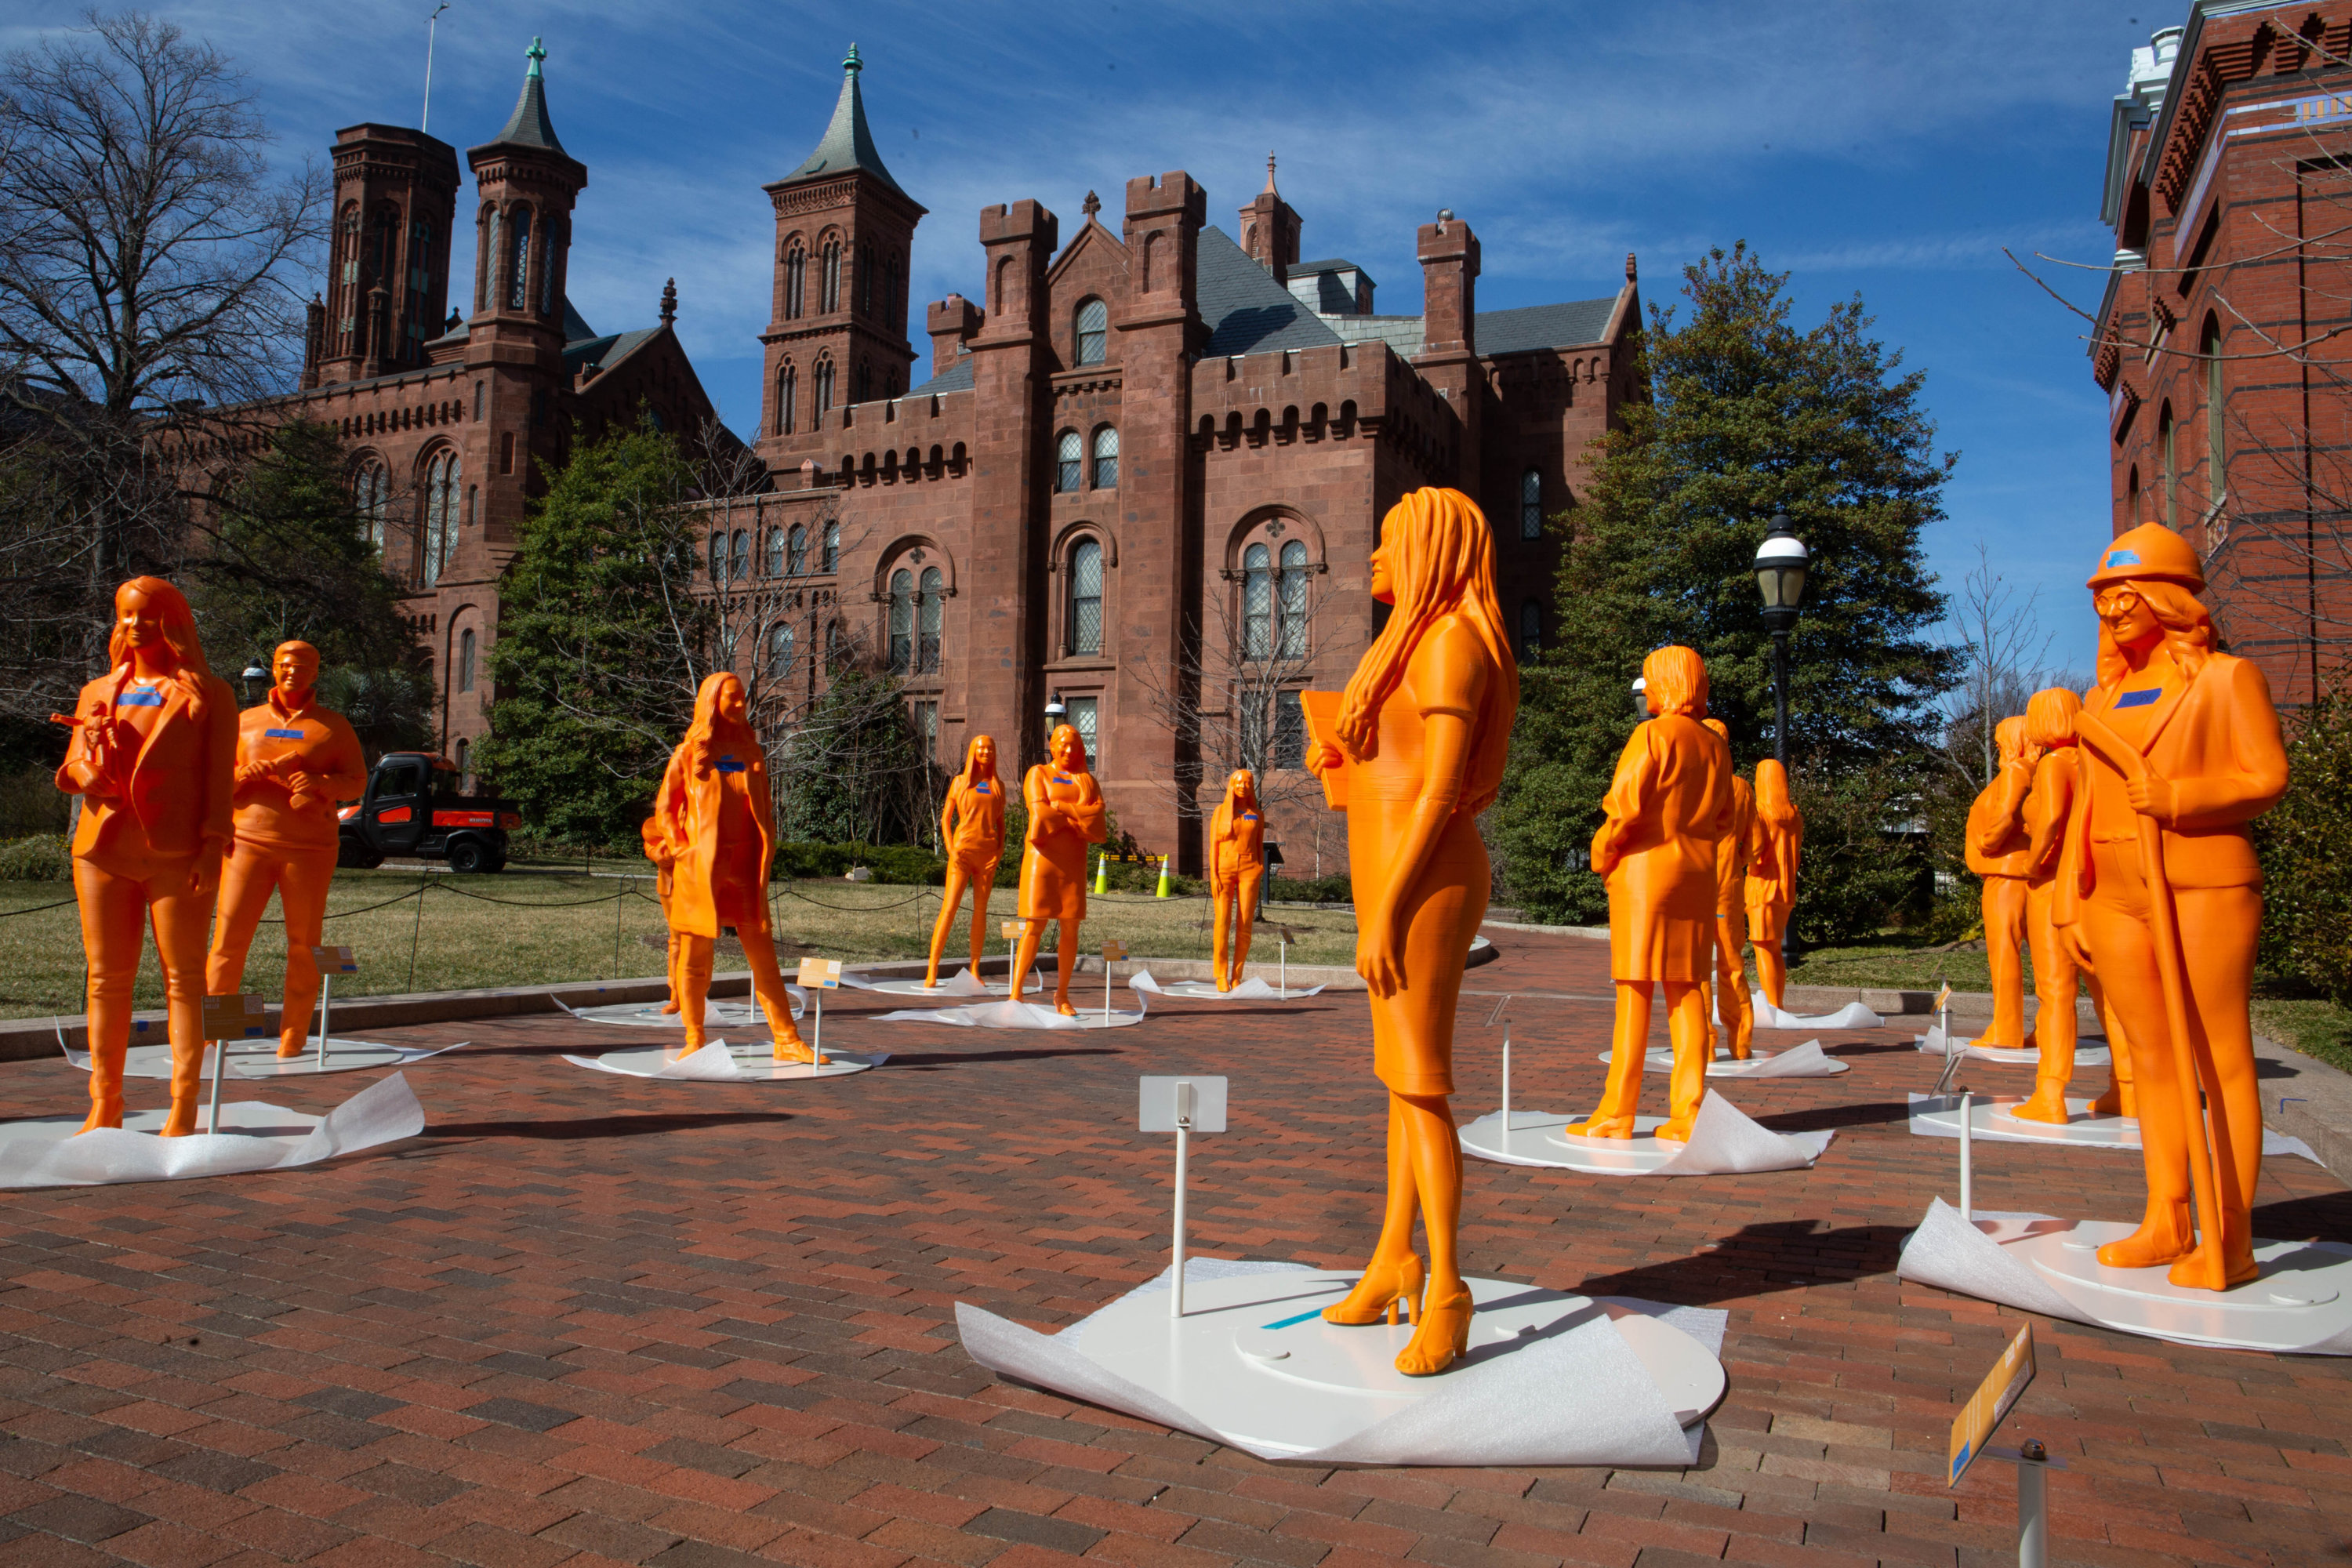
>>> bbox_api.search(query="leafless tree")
[1936,541,2059,787]
[0,10,325,723]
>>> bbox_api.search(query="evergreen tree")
[477,422,708,848]
[773,667,929,847]
[1495,244,1957,929]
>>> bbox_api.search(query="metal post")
[2015,1441,2049,1567]
[1959,1090,1974,1224]
[812,993,825,1065]
[1105,956,1112,1025]
[1278,935,1287,1000]
[1501,1024,1512,1132]
[1772,628,1790,767]
[206,1033,227,1135]
[1171,1079,1193,1319]
[315,972,331,1068]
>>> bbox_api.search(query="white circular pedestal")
[1913,1094,2139,1149]
[1916,1034,2111,1068]
[1994,1217,2352,1352]
[564,999,787,1029]
[1074,1270,1722,1457]
[76,1040,420,1079]
[858,972,1033,998]
[0,1101,323,1149]
[1457,1110,1686,1173]
[579,1043,877,1080]
[1139,978,1319,1001]
[1595,1046,1850,1079]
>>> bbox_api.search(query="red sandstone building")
[2096,4,2352,703]
[236,39,1638,865]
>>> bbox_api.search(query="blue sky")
[10,0,2163,670]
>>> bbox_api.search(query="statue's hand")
[1356,904,1406,999]
[1307,742,1343,776]
[2125,771,2178,823]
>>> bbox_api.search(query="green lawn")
[0,870,1358,1020]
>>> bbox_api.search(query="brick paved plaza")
[0,929,2346,1567]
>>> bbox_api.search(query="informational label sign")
[1949,1323,2034,1487]
[1101,939,1129,962]
[203,993,270,1040]
[796,957,842,989]
[1139,1076,1228,1134]
[1934,981,1953,1013]
[310,946,358,974]
[1000,920,1030,939]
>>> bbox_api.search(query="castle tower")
[757,44,924,452]
[1236,154,1301,284]
[314,124,459,384]
[466,38,586,353]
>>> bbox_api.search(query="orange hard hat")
[2088,523,2203,592]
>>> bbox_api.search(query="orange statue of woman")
[1010,724,1108,1014]
[655,672,810,1059]
[1305,486,1517,1377]
[925,735,1006,989]
[1569,648,1732,1144]
[1744,760,1802,1007]
[205,641,368,1058]
[2060,525,2286,1289]
[1965,716,2038,1049]
[1700,718,1755,1058]
[54,579,238,1134]
[1208,769,1268,991]
[639,804,682,1014]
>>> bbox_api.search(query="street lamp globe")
[1753,514,1809,631]
[240,663,267,703]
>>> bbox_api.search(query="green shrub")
[1269,873,1353,904]
[2257,685,2352,1005]
[1786,758,1931,946]
[773,841,948,885]
[0,833,71,882]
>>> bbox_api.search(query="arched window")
[822,240,842,313]
[710,529,727,581]
[2158,401,2176,527]
[2203,315,2225,513]
[769,623,795,676]
[888,568,914,673]
[458,627,477,692]
[822,519,840,574]
[766,528,786,576]
[2126,465,2141,525]
[423,452,459,586]
[784,245,806,318]
[508,207,532,311]
[776,364,797,434]
[454,737,471,792]
[859,241,876,317]
[1243,543,1272,658]
[1069,539,1104,655]
[824,621,844,672]
[1075,298,1107,365]
[1519,601,1542,659]
[918,566,943,673]
[731,530,751,581]
[541,216,560,314]
[1091,425,1119,489]
[476,205,497,314]
[814,358,835,417]
[1055,430,1083,493]
[1520,468,1543,540]
[1278,539,1309,657]
[355,462,390,554]
[787,524,808,575]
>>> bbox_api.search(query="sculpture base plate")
[869,999,1145,1030]
[67,1039,466,1079]
[1915,1031,2111,1068]
[858,975,1029,997]
[1909,1093,2139,1148]
[564,1042,878,1081]
[1459,1110,1683,1174]
[1596,1044,1850,1079]
[563,1000,762,1029]
[0,1074,422,1190]
[1133,978,1323,1002]
[1056,1269,1722,1460]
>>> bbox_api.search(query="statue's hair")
[2096,579,2215,690]
[1643,646,1708,718]
[1994,714,2031,769]
[2025,687,2082,750]
[1210,768,1256,848]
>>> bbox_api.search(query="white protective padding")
[1905,1093,2321,1163]
[555,989,803,1029]
[1914,1025,2111,1068]
[956,1261,1724,1467]
[1127,971,1328,1001]
[869,989,1148,1030]
[61,1037,468,1079]
[0,1073,424,1189]
[1459,1089,1833,1175]
[1752,994,1883,1031]
[560,1040,882,1080]
[1896,1200,2352,1355]
[1602,1040,1849,1079]
[841,968,1006,998]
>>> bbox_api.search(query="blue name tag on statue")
[716,756,747,773]
[2114,688,2161,710]
[117,689,163,707]
[1241,814,1258,822]
[1053,775,1073,784]
[975,782,990,793]
[265,728,305,739]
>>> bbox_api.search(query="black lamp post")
[1751,514,1809,764]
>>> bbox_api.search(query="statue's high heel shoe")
[1396,1287,1474,1377]
[1563,1113,1636,1139]
[1321,1254,1426,1327]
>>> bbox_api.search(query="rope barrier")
[0,896,77,918]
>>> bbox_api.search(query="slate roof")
[482,39,565,154]
[1197,227,1343,358]
[1475,298,1618,355]
[908,349,972,397]
[563,326,659,379]
[776,46,909,201]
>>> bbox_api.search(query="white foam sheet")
[1752,994,1882,1031]
[956,1261,1723,1467]
[560,1039,883,1080]
[869,988,1148,1030]
[1460,1090,1833,1175]
[840,968,1041,998]
[61,1037,469,1079]
[555,989,803,1029]
[0,1073,424,1189]
[1914,1025,2111,1068]
[1905,1093,2321,1163]
[1597,1040,1849,1079]
[1896,1200,2352,1354]
[1128,971,1327,1001]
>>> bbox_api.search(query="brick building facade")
[2096,4,2352,703]
[221,39,1638,866]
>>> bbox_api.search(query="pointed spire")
[775,41,908,198]
[1082,190,1101,221]
[487,35,566,153]
[1264,151,1279,194]
[659,278,677,326]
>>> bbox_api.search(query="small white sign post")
[1948,1323,2055,1567]
[200,993,269,1133]
[1101,939,1128,1022]
[797,958,840,1064]
[1139,1075,1228,1319]
[309,946,358,1065]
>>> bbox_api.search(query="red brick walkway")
[0,929,2345,1567]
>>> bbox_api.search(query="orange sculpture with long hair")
[2059,524,2287,1289]
[1208,768,1267,991]
[1744,760,1802,1007]
[1010,724,1107,1014]
[654,672,809,1059]
[1305,486,1517,1377]
[54,579,238,1134]
[640,804,683,1014]
[1569,648,1733,1144]
[1965,716,2038,1049]
[205,641,368,1058]
[925,735,1006,989]
[1700,718,1755,1058]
